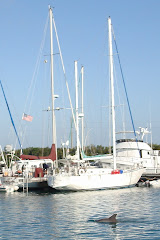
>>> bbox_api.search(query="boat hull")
[150,179,160,188]
[47,168,144,191]
[17,177,49,190]
[1,176,49,190]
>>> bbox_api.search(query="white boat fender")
[79,169,85,175]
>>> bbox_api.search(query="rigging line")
[41,62,48,152]
[111,25,141,159]
[24,13,49,114]
[113,61,125,132]
[3,82,23,150]
[111,26,137,140]
[68,115,74,146]
[28,14,49,114]
[0,80,22,149]
[21,14,49,147]
[149,101,152,149]
[57,57,68,143]
[52,15,77,131]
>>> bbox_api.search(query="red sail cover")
[20,144,56,161]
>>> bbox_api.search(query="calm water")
[0,187,160,239]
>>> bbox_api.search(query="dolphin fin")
[108,214,117,221]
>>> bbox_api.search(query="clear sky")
[0,0,160,150]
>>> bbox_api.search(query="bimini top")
[20,144,56,161]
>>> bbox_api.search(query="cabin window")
[140,150,142,158]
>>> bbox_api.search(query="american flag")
[22,113,33,122]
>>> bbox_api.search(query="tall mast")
[49,6,56,145]
[81,66,84,151]
[108,17,116,170]
[75,61,80,160]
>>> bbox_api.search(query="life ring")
[79,169,85,175]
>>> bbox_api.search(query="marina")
[0,7,160,192]
[0,1,160,239]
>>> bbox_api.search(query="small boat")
[0,178,19,192]
[0,185,19,192]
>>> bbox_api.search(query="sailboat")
[16,6,57,190]
[47,17,144,191]
[0,6,58,191]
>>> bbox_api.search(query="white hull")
[47,168,144,191]
[0,176,19,192]
[0,184,19,192]
[150,179,160,188]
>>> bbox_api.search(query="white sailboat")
[47,17,144,191]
